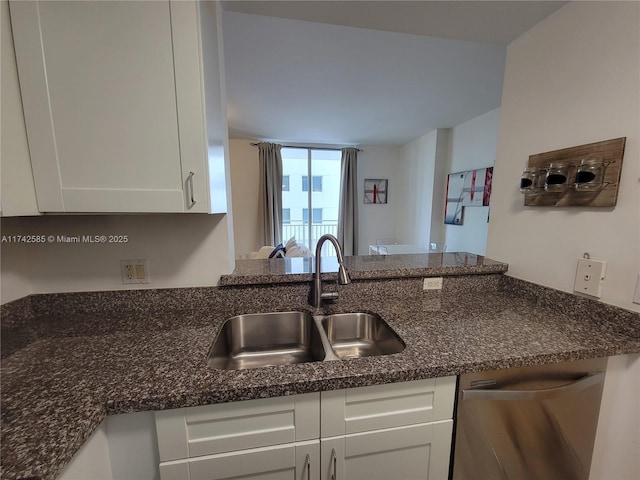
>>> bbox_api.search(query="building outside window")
[302,208,323,224]
[302,176,323,192]
[281,148,340,254]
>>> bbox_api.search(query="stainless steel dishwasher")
[452,357,607,480]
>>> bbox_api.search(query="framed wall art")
[364,179,388,204]
[445,167,493,225]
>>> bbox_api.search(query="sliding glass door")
[281,147,341,255]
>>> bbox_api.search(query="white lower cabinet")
[319,377,456,480]
[154,377,456,480]
[321,421,453,480]
[159,441,320,480]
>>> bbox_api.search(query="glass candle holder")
[575,158,605,191]
[544,162,570,192]
[520,167,543,195]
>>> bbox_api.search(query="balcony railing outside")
[283,222,338,256]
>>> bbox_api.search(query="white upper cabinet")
[9,0,228,213]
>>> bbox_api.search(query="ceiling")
[221,1,567,146]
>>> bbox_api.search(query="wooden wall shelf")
[523,137,626,207]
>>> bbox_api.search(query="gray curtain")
[258,142,283,246]
[337,147,358,255]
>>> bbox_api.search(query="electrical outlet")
[633,274,640,305]
[121,259,149,285]
[574,258,606,298]
[423,277,443,290]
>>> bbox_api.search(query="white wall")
[58,412,160,480]
[106,412,160,480]
[430,129,449,250]
[398,129,449,250]
[398,131,435,248]
[487,2,639,313]
[229,139,261,257]
[0,214,232,299]
[59,421,113,480]
[592,354,640,480]
[0,218,33,303]
[443,108,500,255]
[486,2,640,478]
[356,145,403,254]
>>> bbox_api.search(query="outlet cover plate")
[121,259,149,285]
[423,277,443,290]
[574,258,606,298]
[633,274,640,305]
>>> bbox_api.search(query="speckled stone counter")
[2,273,639,479]
[219,252,508,285]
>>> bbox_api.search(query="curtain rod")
[250,142,362,152]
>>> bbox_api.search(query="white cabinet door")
[9,0,227,213]
[1,0,40,216]
[321,377,456,437]
[155,379,456,480]
[160,442,320,480]
[321,421,453,480]
[155,392,320,462]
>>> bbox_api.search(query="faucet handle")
[320,291,339,301]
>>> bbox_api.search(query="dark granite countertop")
[219,252,508,285]
[1,274,639,479]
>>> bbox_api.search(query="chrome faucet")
[311,234,351,308]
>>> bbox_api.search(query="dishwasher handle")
[462,372,605,402]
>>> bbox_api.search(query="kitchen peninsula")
[1,253,639,479]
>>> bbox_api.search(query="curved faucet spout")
[311,234,351,308]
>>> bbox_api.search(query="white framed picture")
[364,179,388,204]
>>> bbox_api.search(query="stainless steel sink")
[207,312,326,370]
[321,313,405,359]
[208,311,405,370]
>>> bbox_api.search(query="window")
[281,148,341,253]
[302,208,323,224]
[302,175,322,192]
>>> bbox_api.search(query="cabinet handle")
[330,448,337,480]
[305,453,311,480]
[187,171,196,208]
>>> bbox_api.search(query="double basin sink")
[208,311,405,370]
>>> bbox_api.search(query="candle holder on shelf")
[520,137,625,207]
[574,158,606,192]
[519,167,545,195]
[544,162,571,192]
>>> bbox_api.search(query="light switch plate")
[574,258,606,298]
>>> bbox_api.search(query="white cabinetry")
[320,377,456,480]
[9,0,228,213]
[1,0,40,216]
[154,377,456,480]
[155,393,320,480]
[320,422,453,480]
